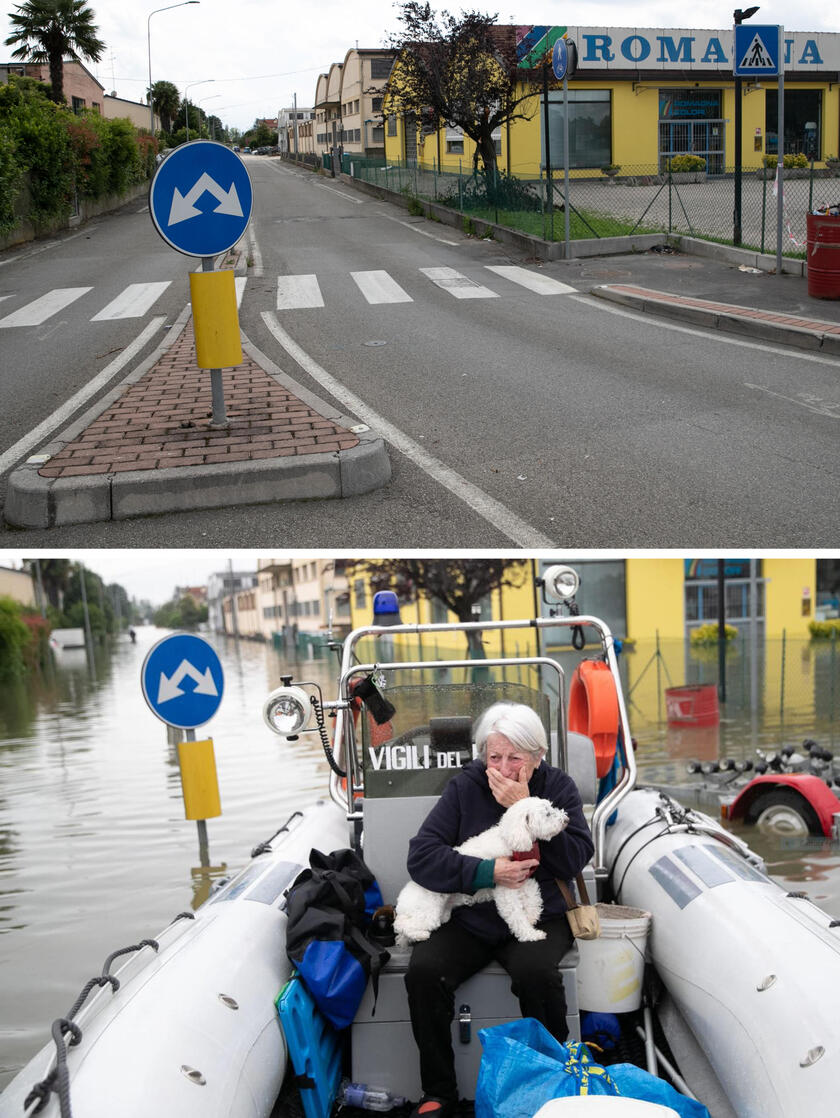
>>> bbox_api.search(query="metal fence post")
[761,171,768,254]
[831,628,837,745]
[668,164,672,233]
[780,629,787,724]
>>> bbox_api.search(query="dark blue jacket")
[406,758,594,944]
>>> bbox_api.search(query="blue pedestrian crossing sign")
[733,24,781,77]
[149,140,252,257]
[142,632,224,729]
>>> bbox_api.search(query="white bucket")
[575,903,651,1013]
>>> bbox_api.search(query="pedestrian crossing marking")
[351,270,413,304]
[276,274,324,309]
[0,287,92,328]
[738,32,776,71]
[420,266,498,299]
[235,276,247,308]
[90,281,171,321]
[485,265,575,295]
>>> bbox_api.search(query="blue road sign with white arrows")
[734,24,781,77]
[141,632,224,729]
[149,140,252,257]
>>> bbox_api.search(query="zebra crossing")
[0,265,575,328]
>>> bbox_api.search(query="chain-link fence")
[341,154,840,257]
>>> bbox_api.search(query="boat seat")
[355,733,597,1101]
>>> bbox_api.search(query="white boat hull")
[605,788,840,1118]
[0,800,348,1118]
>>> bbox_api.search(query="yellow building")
[384,25,840,177]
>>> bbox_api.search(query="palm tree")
[148,79,180,134]
[4,0,106,105]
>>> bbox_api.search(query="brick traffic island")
[37,322,361,480]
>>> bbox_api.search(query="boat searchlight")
[540,564,580,603]
[263,685,312,737]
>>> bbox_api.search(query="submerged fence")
[331,153,840,256]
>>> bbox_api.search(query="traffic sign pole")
[776,33,784,280]
[202,254,228,426]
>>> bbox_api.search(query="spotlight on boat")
[263,686,312,737]
[540,565,580,603]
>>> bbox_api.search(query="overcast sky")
[0,549,252,603]
[1,2,836,134]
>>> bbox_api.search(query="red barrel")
[807,212,840,299]
[665,684,720,727]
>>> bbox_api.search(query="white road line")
[260,310,556,548]
[351,270,413,305]
[90,281,171,321]
[421,267,498,300]
[571,293,840,369]
[379,213,459,246]
[745,382,840,418]
[247,223,264,277]
[235,277,247,307]
[316,182,364,204]
[485,265,576,295]
[0,287,92,328]
[0,317,165,476]
[0,295,12,306]
[276,274,324,310]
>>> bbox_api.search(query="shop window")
[387,114,397,137]
[542,90,611,170]
[446,140,464,154]
[765,89,822,156]
[370,58,393,81]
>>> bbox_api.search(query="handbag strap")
[555,873,591,910]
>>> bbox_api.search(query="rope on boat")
[251,810,304,857]
[23,939,160,1118]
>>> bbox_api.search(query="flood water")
[2,627,840,1090]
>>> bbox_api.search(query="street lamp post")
[197,94,221,140]
[184,79,214,142]
[733,6,760,246]
[147,2,200,136]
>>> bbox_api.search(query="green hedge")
[0,75,154,236]
[690,622,738,646]
[809,619,840,640]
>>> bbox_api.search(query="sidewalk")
[4,229,840,529]
[5,308,390,529]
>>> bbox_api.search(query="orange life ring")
[568,660,620,777]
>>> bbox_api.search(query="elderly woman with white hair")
[403,701,594,1118]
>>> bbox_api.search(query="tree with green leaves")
[386,3,547,183]
[147,79,179,134]
[4,0,106,105]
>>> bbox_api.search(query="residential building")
[277,105,315,154]
[103,92,159,131]
[0,565,36,607]
[0,58,104,114]
[207,569,257,633]
[382,25,840,175]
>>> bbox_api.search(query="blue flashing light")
[372,591,401,625]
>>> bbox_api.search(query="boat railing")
[331,615,636,874]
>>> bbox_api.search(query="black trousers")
[404,916,575,1102]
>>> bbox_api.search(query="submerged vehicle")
[3,565,840,1118]
[655,742,840,838]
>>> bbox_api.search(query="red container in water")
[665,684,720,727]
[807,212,840,300]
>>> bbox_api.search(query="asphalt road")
[1,157,839,547]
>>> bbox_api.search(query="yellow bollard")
[177,737,222,820]
[189,270,242,369]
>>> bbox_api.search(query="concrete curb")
[4,312,391,529]
[589,285,840,356]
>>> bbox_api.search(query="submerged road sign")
[142,632,224,728]
[734,24,781,77]
[149,140,252,257]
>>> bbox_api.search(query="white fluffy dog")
[394,797,568,945]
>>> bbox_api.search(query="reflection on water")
[0,627,338,1088]
[1,627,839,1090]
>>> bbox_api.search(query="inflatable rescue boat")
[3,565,840,1118]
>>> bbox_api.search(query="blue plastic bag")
[475,1019,710,1118]
[475,1019,618,1118]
